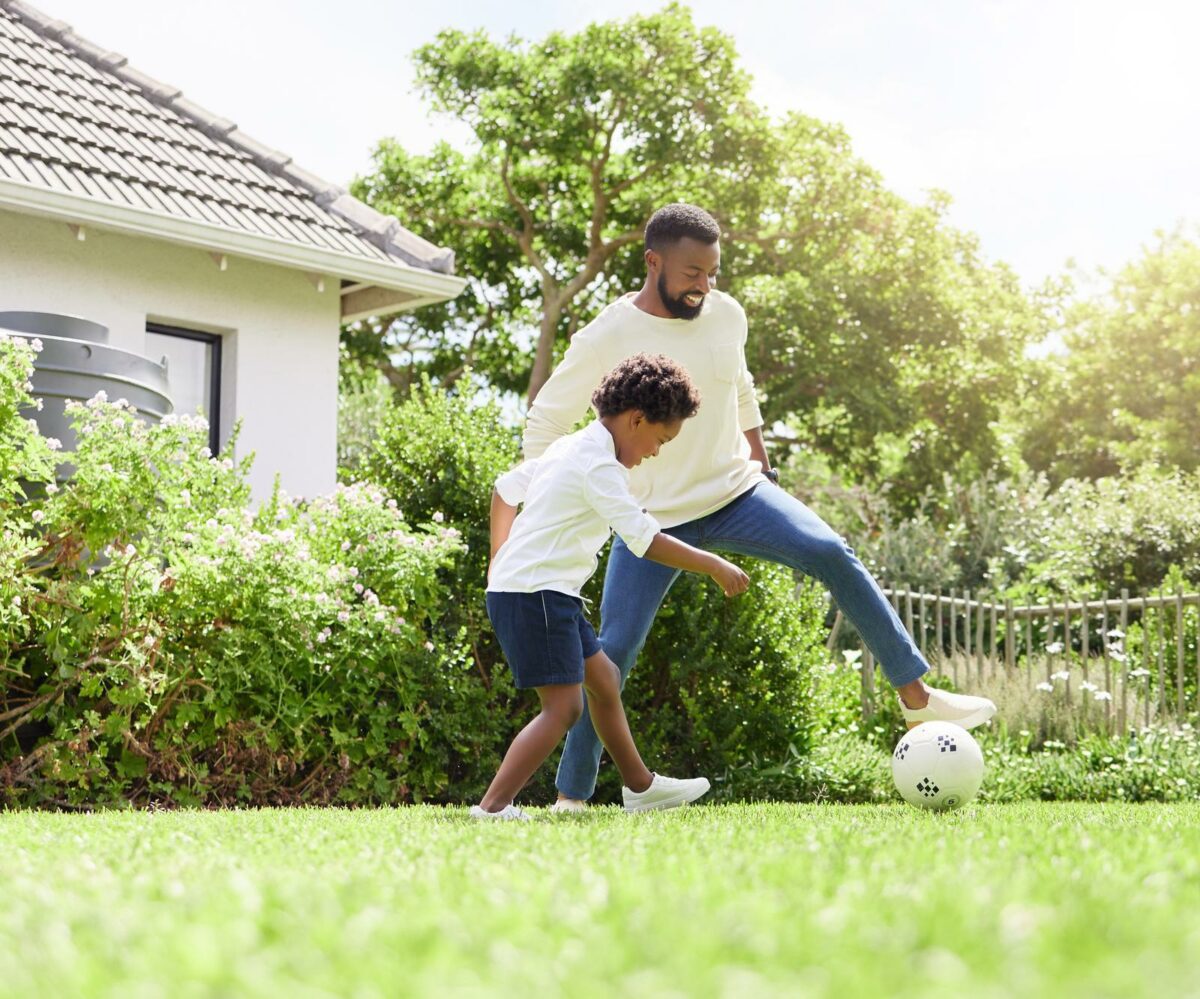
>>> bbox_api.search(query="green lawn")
[2,802,1197,998]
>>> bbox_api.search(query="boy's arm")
[490,489,519,563]
[645,533,749,597]
[522,334,604,459]
[584,463,750,597]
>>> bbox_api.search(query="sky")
[33,0,1200,289]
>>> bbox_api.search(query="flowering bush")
[0,346,486,807]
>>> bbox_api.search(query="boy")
[472,354,750,820]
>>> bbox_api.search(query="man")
[522,203,996,810]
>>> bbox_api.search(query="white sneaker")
[469,803,531,821]
[549,797,588,814]
[623,773,710,813]
[899,687,997,730]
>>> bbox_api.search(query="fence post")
[1025,611,1034,690]
[1157,588,1167,717]
[975,592,986,683]
[935,591,944,678]
[1005,599,1015,672]
[1120,588,1129,733]
[1080,602,1090,725]
[1177,591,1185,717]
[918,592,928,661]
[962,589,972,688]
[861,645,876,723]
[1140,591,1151,728]
[948,588,957,670]
[1101,600,1111,733]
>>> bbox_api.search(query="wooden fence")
[829,588,1200,728]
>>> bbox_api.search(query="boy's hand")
[710,557,750,597]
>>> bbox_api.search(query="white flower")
[199,446,211,459]
[374,610,387,623]
[1094,691,1113,702]
[34,399,43,411]
[348,567,359,578]
[46,483,57,494]
[337,610,350,624]
[30,509,44,523]
[340,540,351,552]
[424,641,434,652]
[1107,628,1125,639]
[353,582,364,595]
[1036,682,1054,692]
[46,438,61,451]
[1051,670,1070,681]
[432,511,444,523]
[31,338,43,352]
[1130,668,1151,679]
[1045,642,1065,655]
[1080,681,1098,692]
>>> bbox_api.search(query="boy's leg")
[554,534,687,801]
[582,650,653,793]
[479,684,584,813]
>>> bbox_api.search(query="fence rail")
[829,587,1200,728]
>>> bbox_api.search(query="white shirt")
[488,420,662,597]
[522,289,765,529]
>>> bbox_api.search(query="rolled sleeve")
[736,347,763,432]
[583,462,661,558]
[495,460,539,506]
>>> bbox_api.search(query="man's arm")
[744,425,771,473]
[522,334,605,459]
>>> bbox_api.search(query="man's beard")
[657,273,705,320]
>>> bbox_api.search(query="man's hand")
[709,557,750,597]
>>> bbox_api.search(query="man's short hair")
[592,353,701,424]
[644,203,720,252]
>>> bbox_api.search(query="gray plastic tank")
[0,311,173,455]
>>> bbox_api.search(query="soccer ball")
[891,721,984,810]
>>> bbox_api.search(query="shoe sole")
[624,779,711,813]
[905,703,997,731]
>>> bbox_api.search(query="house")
[0,0,465,499]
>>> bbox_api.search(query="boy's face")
[615,413,684,468]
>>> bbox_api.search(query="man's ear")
[644,248,660,274]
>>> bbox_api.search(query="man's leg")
[700,484,929,689]
[554,535,683,801]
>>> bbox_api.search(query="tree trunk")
[527,295,563,403]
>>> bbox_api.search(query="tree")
[1021,229,1200,482]
[352,4,766,400]
[351,6,1049,506]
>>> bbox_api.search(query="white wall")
[0,208,341,501]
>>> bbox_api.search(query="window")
[145,323,222,453]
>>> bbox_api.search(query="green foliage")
[337,348,396,479]
[585,568,830,803]
[351,3,763,399]
[0,366,487,807]
[1021,229,1200,483]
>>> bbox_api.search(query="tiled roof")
[0,0,455,274]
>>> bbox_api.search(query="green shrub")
[1,375,480,807]
[586,567,832,803]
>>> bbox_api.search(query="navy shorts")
[485,590,602,689]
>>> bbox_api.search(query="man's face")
[649,237,721,320]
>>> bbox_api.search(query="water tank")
[0,311,173,455]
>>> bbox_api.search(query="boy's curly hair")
[592,353,701,424]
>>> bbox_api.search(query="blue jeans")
[554,483,930,800]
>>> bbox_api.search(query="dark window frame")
[146,322,222,453]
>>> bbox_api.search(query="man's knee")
[806,531,857,576]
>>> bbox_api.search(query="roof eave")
[0,178,466,313]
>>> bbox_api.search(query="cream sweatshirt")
[522,289,765,529]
